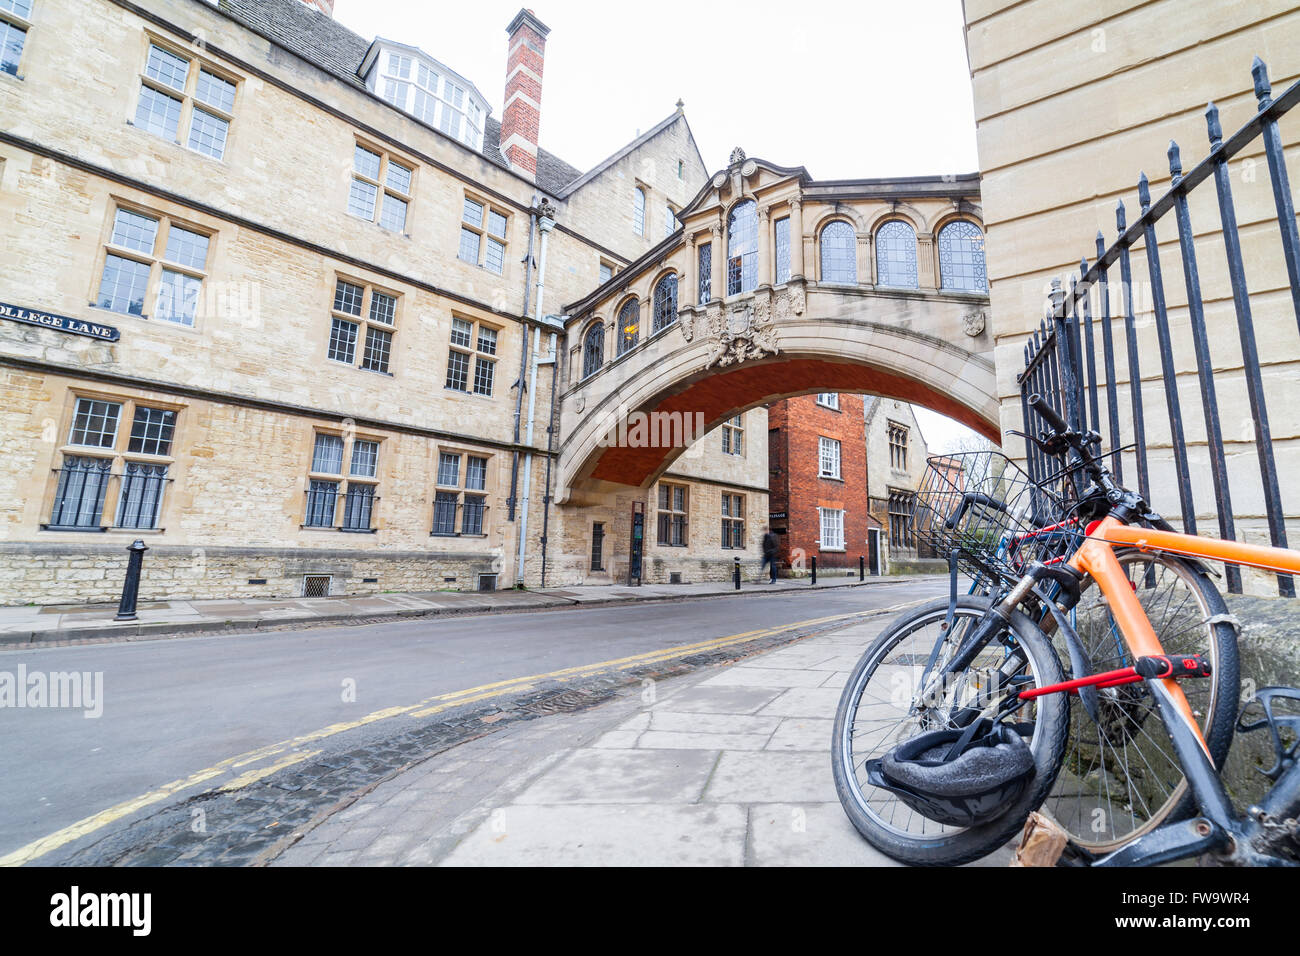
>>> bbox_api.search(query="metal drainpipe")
[508,202,539,524]
[516,210,555,587]
[539,329,560,587]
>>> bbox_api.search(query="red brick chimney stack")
[501,9,550,181]
[299,0,335,15]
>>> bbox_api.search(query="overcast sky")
[332,0,984,449]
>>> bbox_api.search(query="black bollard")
[859,555,865,581]
[733,556,741,590]
[810,556,817,586]
[115,539,149,621]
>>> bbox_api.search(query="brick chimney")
[501,9,550,180]
[299,0,334,15]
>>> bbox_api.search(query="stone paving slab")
[268,611,1024,868]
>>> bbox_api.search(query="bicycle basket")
[913,450,1078,588]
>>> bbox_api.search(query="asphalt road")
[0,580,946,861]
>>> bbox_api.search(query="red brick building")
[766,393,873,573]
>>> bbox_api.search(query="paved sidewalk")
[272,613,1012,867]
[0,573,923,645]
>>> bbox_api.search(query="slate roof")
[214,0,583,195]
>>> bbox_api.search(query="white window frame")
[818,436,841,480]
[0,0,32,78]
[722,414,744,456]
[349,141,413,233]
[95,204,212,327]
[819,507,845,551]
[816,393,839,410]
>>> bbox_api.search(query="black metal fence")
[1018,58,1300,597]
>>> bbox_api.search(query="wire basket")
[913,450,1080,589]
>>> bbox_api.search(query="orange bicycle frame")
[1069,516,1300,758]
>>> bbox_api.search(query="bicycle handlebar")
[944,492,1005,530]
[1027,394,1068,437]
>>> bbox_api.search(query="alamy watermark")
[0,666,103,718]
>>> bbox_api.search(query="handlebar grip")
[1028,394,1069,435]
[944,492,1005,530]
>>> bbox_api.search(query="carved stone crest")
[962,308,987,337]
[678,285,802,369]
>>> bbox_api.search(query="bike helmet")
[865,719,1036,828]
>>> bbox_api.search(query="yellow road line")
[0,607,882,866]
[218,750,321,792]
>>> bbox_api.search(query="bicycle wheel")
[1041,551,1239,855]
[831,595,1069,866]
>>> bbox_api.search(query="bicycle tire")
[831,595,1069,866]
[1040,551,1239,855]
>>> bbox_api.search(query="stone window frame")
[664,202,677,239]
[888,488,917,550]
[43,391,182,534]
[615,296,640,356]
[349,138,415,234]
[458,193,510,275]
[130,34,240,162]
[431,447,492,538]
[887,420,909,471]
[92,201,214,328]
[0,0,32,79]
[651,272,678,336]
[726,199,758,297]
[656,481,689,548]
[598,259,615,285]
[774,215,791,285]
[721,414,744,456]
[818,436,842,481]
[303,428,385,533]
[721,493,746,550]
[937,218,988,293]
[445,313,499,396]
[819,506,846,552]
[326,275,401,376]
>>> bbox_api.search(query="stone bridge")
[555,154,996,505]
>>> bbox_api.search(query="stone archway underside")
[587,356,1000,488]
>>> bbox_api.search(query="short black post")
[115,539,149,622]
[810,556,817,586]
[733,556,741,590]
[859,555,865,581]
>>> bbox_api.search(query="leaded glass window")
[727,201,757,296]
[117,463,168,530]
[875,220,918,289]
[820,221,856,284]
[50,456,113,529]
[69,399,121,449]
[633,187,645,236]
[128,406,175,456]
[774,217,790,284]
[311,434,344,474]
[652,274,678,334]
[698,243,712,303]
[582,321,605,379]
[617,298,639,355]
[939,220,988,292]
[437,452,461,487]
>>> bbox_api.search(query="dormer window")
[365,43,487,151]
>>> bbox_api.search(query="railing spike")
[1096,231,1106,258]
[1206,101,1223,149]
[1252,56,1271,106]
[1138,172,1151,212]
[1081,256,1089,277]
[1168,140,1183,181]
[1116,198,1128,232]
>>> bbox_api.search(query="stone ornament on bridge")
[679,286,803,369]
[962,307,987,337]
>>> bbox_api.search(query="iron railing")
[1019,58,1300,597]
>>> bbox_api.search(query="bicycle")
[832,394,1300,866]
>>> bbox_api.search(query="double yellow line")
[0,607,878,867]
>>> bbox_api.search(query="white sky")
[332,0,984,449]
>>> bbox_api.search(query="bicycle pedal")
[1237,686,1300,782]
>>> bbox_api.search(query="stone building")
[863,397,936,573]
[0,0,755,604]
[962,0,1300,592]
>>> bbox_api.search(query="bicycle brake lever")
[1006,429,1061,457]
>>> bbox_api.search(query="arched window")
[633,187,646,236]
[874,220,918,289]
[726,200,757,296]
[819,221,856,284]
[652,274,678,334]
[938,220,987,292]
[582,321,605,379]
[617,298,640,355]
